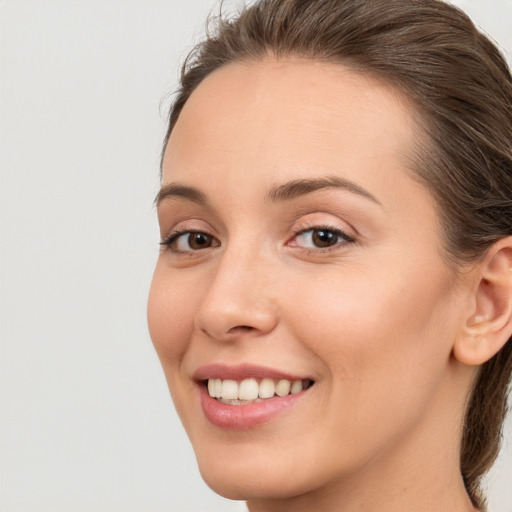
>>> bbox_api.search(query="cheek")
[278,264,461,470]
[292,258,455,350]
[147,264,198,367]
[285,262,458,409]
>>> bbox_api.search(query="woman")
[147,0,512,510]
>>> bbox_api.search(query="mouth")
[193,364,315,429]
[205,377,314,405]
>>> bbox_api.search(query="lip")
[193,363,314,430]
[193,363,310,382]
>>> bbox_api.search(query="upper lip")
[193,363,312,382]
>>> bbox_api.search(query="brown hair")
[163,0,512,508]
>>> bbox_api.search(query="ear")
[453,237,512,366]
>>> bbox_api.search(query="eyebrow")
[266,176,381,205]
[155,176,381,207]
[155,183,208,206]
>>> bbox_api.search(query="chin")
[192,437,328,502]
[198,460,307,501]
[200,471,268,501]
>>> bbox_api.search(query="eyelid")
[160,229,221,256]
[159,220,220,251]
[160,228,208,246]
[160,218,213,241]
[287,223,356,252]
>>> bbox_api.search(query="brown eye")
[187,232,214,250]
[162,231,220,252]
[311,229,339,248]
[293,227,354,250]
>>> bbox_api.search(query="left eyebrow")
[266,176,381,206]
[154,183,208,207]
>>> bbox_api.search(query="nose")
[194,245,279,341]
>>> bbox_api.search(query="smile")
[207,378,313,404]
[194,365,315,429]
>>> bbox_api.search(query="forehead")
[160,57,445,264]
[163,58,420,187]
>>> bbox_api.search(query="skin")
[148,59,482,511]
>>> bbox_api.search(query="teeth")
[275,379,291,397]
[259,378,275,398]
[219,398,263,405]
[221,380,238,400]
[207,377,311,402]
[214,378,222,398]
[239,378,259,400]
[291,380,303,394]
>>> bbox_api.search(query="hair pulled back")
[164,1,512,508]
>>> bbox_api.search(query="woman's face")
[148,59,472,502]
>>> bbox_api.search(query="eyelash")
[290,225,356,253]
[160,224,356,256]
[160,229,218,254]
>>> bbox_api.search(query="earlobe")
[453,237,512,366]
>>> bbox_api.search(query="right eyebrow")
[154,183,208,207]
[266,176,381,205]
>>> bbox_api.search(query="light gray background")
[1,1,511,511]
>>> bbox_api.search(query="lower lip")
[199,386,308,430]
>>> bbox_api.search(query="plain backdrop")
[1,1,511,511]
